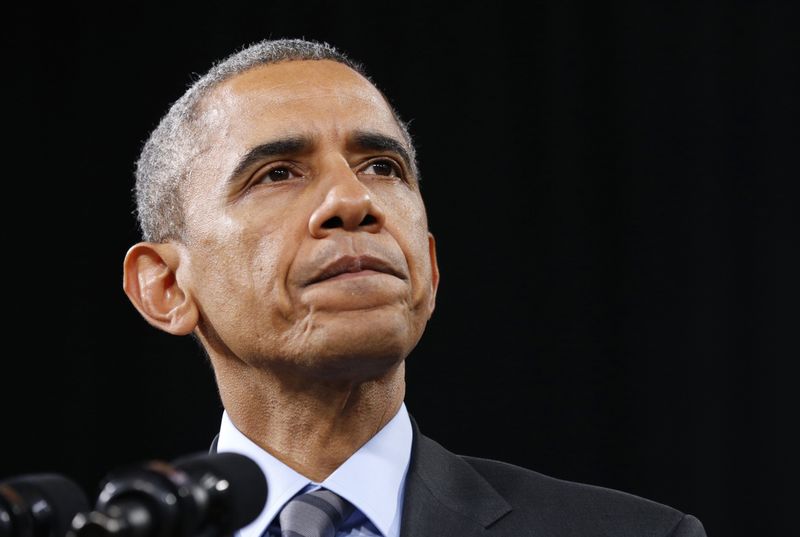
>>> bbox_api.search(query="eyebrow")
[349,130,414,174]
[228,135,312,183]
[226,130,414,184]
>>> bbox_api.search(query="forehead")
[199,60,403,148]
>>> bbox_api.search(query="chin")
[294,317,418,382]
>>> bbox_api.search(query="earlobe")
[427,232,440,317]
[123,242,199,336]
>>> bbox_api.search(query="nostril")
[321,216,344,229]
[360,214,378,227]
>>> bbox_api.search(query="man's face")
[179,60,438,380]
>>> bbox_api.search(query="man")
[122,39,706,537]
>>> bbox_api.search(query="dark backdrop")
[5,2,798,536]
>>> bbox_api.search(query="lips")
[305,255,405,286]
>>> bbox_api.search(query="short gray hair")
[134,38,418,243]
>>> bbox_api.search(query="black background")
[5,2,798,536]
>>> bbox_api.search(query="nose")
[308,167,386,238]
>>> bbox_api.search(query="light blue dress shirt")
[216,403,412,537]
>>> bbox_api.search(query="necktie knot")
[278,488,355,537]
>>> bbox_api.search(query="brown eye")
[362,159,401,178]
[255,165,298,184]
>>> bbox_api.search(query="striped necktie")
[277,488,355,537]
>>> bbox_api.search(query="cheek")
[190,214,292,321]
[407,233,433,306]
[377,188,432,302]
[374,183,428,230]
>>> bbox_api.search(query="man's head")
[123,39,439,384]
[134,39,419,244]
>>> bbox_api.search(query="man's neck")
[214,360,405,482]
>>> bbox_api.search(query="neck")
[214,359,405,482]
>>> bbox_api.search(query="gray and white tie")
[277,488,355,537]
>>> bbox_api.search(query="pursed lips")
[304,255,406,286]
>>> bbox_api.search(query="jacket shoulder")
[460,455,704,536]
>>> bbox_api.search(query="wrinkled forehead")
[198,59,404,148]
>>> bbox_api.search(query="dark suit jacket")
[212,417,707,536]
[401,418,706,536]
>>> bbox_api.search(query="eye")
[360,158,403,178]
[252,164,301,185]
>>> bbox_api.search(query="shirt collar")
[216,403,412,537]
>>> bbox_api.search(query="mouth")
[305,255,406,286]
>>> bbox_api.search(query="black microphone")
[0,473,90,537]
[70,452,266,537]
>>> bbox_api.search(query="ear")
[123,242,198,336]
[427,231,440,317]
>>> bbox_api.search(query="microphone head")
[1,474,89,537]
[171,452,266,532]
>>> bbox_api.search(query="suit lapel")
[400,417,511,536]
